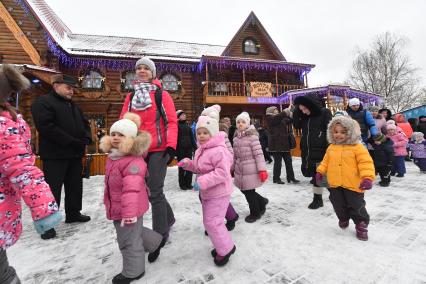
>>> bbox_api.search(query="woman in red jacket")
[119,57,177,241]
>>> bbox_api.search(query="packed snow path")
[9,158,426,283]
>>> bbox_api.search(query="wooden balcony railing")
[205,81,302,97]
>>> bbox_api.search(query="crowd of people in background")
[2,57,426,284]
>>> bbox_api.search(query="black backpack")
[127,88,168,147]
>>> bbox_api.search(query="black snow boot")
[308,194,323,209]
[112,272,145,284]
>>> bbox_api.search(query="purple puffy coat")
[233,125,266,190]
[104,150,150,220]
[409,141,426,159]
[185,132,233,200]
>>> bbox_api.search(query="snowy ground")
[8,158,426,284]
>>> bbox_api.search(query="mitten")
[258,171,268,182]
[359,178,373,190]
[177,158,189,168]
[120,217,138,227]
[193,182,201,191]
[315,172,323,185]
[33,211,62,234]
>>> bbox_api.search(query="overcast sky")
[44,0,426,87]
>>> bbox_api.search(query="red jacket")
[119,79,178,152]
[394,113,413,139]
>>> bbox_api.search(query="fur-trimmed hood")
[327,116,361,145]
[99,130,151,156]
[234,125,259,138]
[294,94,324,117]
[0,64,30,101]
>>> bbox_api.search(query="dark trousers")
[328,187,370,225]
[177,151,193,188]
[262,147,272,163]
[146,152,175,235]
[377,166,391,184]
[241,189,266,217]
[272,152,295,181]
[43,158,83,216]
[393,156,406,175]
[0,250,20,284]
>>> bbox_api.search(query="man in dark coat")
[176,110,196,190]
[223,117,236,146]
[293,94,332,209]
[31,74,92,239]
[418,115,426,136]
[257,123,273,164]
[265,106,299,184]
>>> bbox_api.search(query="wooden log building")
[1,0,322,173]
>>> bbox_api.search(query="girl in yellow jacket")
[316,115,375,241]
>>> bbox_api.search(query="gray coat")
[233,125,266,190]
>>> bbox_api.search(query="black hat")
[51,74,78,87]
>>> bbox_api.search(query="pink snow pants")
[202,195,235,256]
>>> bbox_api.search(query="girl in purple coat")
[386,124,408,177]
[233,112,269,223]
[178,115,236,266]
[409,132,426,172]
[100,113,164,284]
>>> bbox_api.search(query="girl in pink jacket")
[100,112,164,283]
[233,112,269,223]
[0,65,61,284]
[386,124,408,177]
[178,115,236,267]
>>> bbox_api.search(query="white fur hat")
[110,119,138,138]
[110,113,141,138]
[196,115,219,136]
[135,57,156,78]
[348,98,360,107]
[201,104,221,122]
[236,111,250,125]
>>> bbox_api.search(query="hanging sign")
[250,82,272,97]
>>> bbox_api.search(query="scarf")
[131,83,158,111]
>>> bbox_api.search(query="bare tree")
[347,32,426,113]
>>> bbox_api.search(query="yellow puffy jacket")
[316,144,375,193]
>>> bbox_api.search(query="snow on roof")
[67,34,225,60]
[23,0,225,62]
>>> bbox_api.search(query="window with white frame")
[81,69,104,90]
[161,74,179,91]
[121,71,136,91]
[243,38,259,54]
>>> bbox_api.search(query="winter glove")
[177,158,190,168]
[315,172,323,185]
[359,178,373,190]
[120,217,137,227]
[193,182,201,192]
[163,147,176,165]
[258,171,268,182]
[33,211,62,234]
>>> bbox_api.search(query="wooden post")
[205,64,209,101]
[242,69,246,96]
[275,70,278,97]
[343,92,348,110]
[326,89,331,110]
[304,73,309,87]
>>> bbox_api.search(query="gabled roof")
[221,12,286,61]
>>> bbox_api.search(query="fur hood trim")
[100,130,151,156]
[327,116,361,145]
[0,64,30,100]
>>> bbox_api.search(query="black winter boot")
[308,194,323,209]
[112,272,145,284]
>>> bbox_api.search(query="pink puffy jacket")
[104,152,149,220]
[388,132,408,157]
[185,132,233,200]
[0,112,58,249]
[233,125,266,190]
